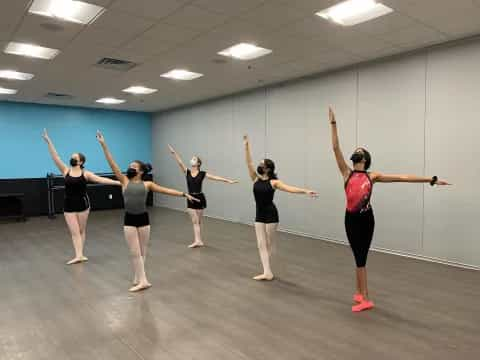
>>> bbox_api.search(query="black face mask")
[70,158,78,167]
[126,168,138,179]
[257,166,266,175]
[350,153,364,164]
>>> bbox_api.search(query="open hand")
[243,135,249,146]
[228,180,239,184]
[306,190,319,198]
[436,179,451,186]
[96,130,105,144]
[168,144,176,154]
[329,107,336,124]
[42,128,50,143]
[186,194,200,202]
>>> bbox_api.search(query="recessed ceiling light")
[161,69,203,81]
[29,0,105,25]
[96,97,125,105]
[4,42,60,60]
[218,43,272,60]
[123,86,158,95]
[0,87,18,95]
[316,0,393,26]
[0,70,35,80]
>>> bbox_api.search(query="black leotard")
[344,170,375,267]
[186,169,207,209]
[64,170,90,213]
[253,179,279,223]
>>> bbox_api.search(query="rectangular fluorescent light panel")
[0,70,35,80]
[96,97,125,104]
[29,0,105,24]
[316,0,393,26]
[4,42,60,59]
[123,86,158,95]
[218,43,272,60]
[161,69,203,81]
[0,87,18,95]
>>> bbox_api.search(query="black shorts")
[64,195,90,213]
[124,212,150,227]
[345,208,375,267]
[187,193,207,210]
[255,204,279,224]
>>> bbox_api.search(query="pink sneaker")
[353,293,364,303]
[352,300,374,312]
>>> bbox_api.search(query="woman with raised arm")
[42,129,121,265]
[328,107,450,312]
[243,135,318,281]
[168,144,238,248]
[97,132,199,292]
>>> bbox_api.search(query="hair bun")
[145,163,153,173]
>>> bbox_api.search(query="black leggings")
[345,208,375,267]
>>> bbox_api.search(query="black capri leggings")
[345,208,375,267]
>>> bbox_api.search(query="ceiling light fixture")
[4,42,60,59]
[161,69,204,81]
[28,0,105,25]
[316,0,393,26]
[123,86,158,95]
[0,70,35,80]
[218,43,272,60]
[0,87,18,95]
[96,97,125,104]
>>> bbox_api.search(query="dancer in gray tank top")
[97,131,199,293]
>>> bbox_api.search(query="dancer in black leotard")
[243,135,318,281]
[97,132,198,292]
[168,145,238,248]
[42,129,121,265]
[328,108,451,312]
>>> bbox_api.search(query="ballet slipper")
[67,257,87,265]
[353,293,364,303]
[352,300,374,312]
[253,273,274,281]
[188,242,204,248]
[129,282,152,292]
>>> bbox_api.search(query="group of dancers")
[42,107,450,312]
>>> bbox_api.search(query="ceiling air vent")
[95,57,138,72]
[45,92,74,100]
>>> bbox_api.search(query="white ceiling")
[1,0,480,112]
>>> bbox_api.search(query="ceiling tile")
[163,5,232,30]
[89,9,155,36]
[379,23,448,49]
[73,26,138,48]
[139,23,201,44]
[110,0,191,20]
[192,0,266,15]
[239,0,311,29]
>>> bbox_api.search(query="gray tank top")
[123,181,147,214]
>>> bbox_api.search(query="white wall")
[152,39,480,269]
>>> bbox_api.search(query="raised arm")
[329,108,350,180]
[271,180,318,197]
[168,144,187,174]
[145,182,199,203]
[96,131,127,186]
[371,173,451,185]
[243,135,257,181]
[42,129,68,176]
[206,173,238,184]
[84,171,122,186]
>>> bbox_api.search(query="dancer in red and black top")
[328,108,451,312]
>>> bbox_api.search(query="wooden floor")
[1,208,478,360]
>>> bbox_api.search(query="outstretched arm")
[145,182,199,202]
[42,129,68,176]
[84,171,122,186]
[243,135,257,182]
[168,144,187,174]
[272,180,318,197]
[329,108,350,180]
[96,131,127,186]
[371,173,451,185]
[206,173,238,184]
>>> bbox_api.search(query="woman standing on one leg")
[168,144,238,248]
[42,129,121,265]
[243,135,318,281]
[97,132,198,292]
[328,107,450,312]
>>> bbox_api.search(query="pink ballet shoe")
[352,300,374,312]
[353,293,364,303]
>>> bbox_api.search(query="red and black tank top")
[345,170,373,213]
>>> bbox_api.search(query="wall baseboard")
[154,203,480,271]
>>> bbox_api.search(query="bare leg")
[64,212,84,265]
[253,222,274,281]
[76,208,90,262]
[357,267,369,300]
[188,209,204,248]
[135,225,151,285]
[124,226,151,292]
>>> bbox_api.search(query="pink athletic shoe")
[352,300,374,312]
[353,293,364,303]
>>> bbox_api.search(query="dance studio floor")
[1,207,478,360]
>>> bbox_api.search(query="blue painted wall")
[0,101,152,179]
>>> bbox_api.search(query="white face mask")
[190,158,198,166]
